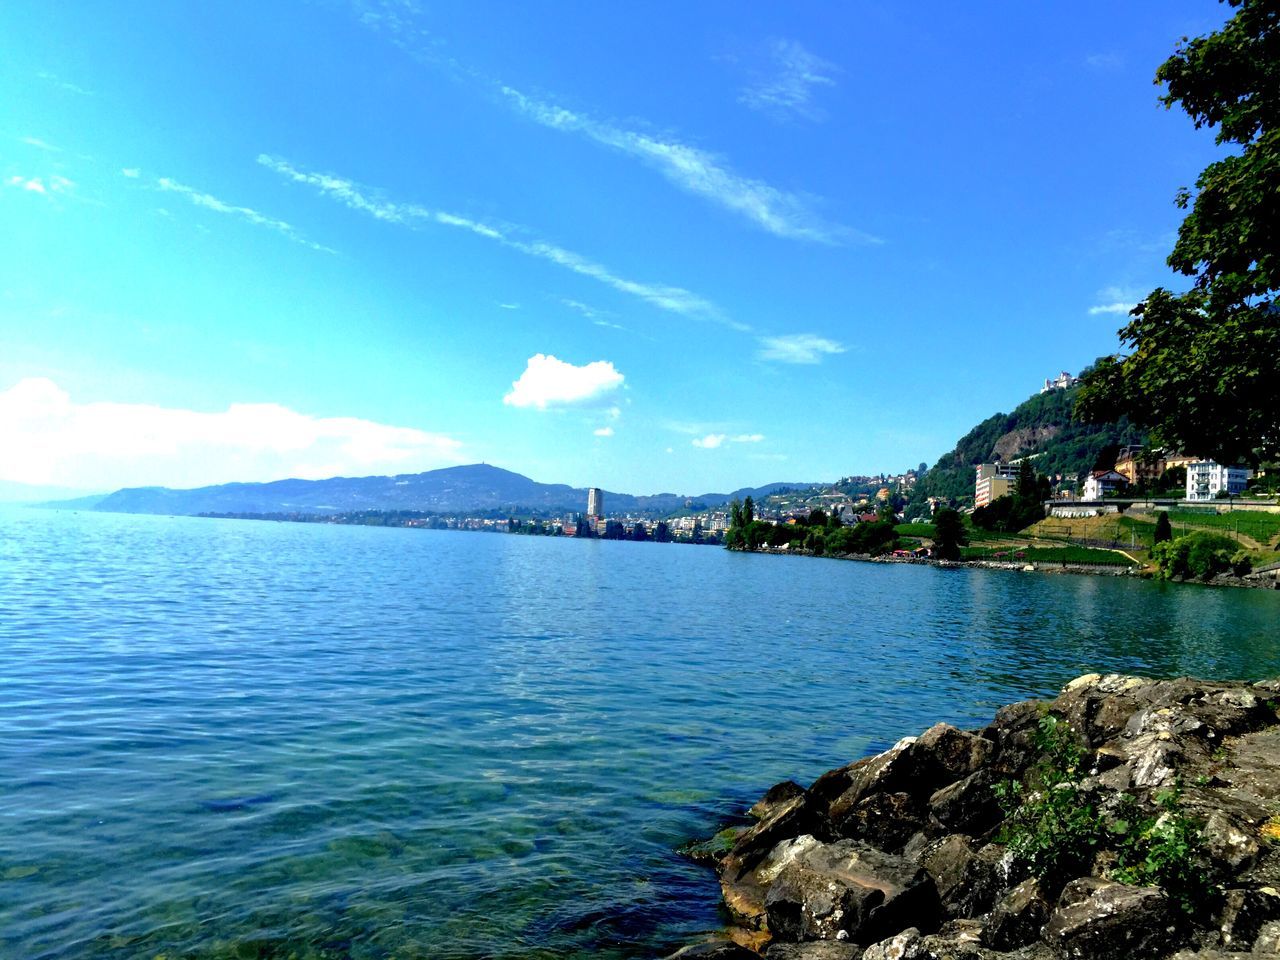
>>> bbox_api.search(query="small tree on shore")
[932,508,968,560]
[1153,512,1173,544]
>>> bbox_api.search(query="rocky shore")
[670,674,1280,960]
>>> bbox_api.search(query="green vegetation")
[962,545,1135,567]
[1077,0,1280,465]
[971,461,1053,533]
[1154,511,1173,544]
[996,714,1214,915]
[1164,509,1280,544]
[1152,531,1252,580]
[931,508,967,560]
[894,522,936,538]
[908,379,1145,511]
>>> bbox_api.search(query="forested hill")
[909,381,1145,509]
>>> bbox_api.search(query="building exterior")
[586,487,603,518]
[1186,461,1251,501]
[974,463,1018,509]
[1082,470,1129,501]
[1114,446,1166,487]
[1040,371,1079,393]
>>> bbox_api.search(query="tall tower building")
[587,487,603,518]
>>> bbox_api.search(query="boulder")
[860,927,924,960]
[1202,810,1261,875]
[751,781,808,821]
[721,794,825,884]
[762,942,861,959]
[1217,886,1280,950]
[664,941,761,960]
[982,877,1050,950]
[1041,880,1181,959]
[764,838,940,945]
[721,834,823,927]
[922,838,1012,920]
[1255,919,1280,953]
[929,769,1002,838]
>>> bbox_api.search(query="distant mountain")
[52,464,809,518]
[0,480,105,505]
[909,374,1145,509]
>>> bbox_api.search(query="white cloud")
[147,174,334,253]
[740,39,840,122]
[1088,302,1136,316]
[756,333,846,364]
[691,433,763,449]
[0,377,464,490]
[4,174,75,197]
[37,71,93,96]
[500,85,870,245]
[593,426,614,437]
[121,167,140,178]
[261,155,735,326]
[1085,52,1124,71]
[19,136,60,151]
[498,302,520,309]
[503,354,624,410]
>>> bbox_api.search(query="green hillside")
[909,374,1145,511]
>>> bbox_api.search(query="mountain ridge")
[50,463,809,518]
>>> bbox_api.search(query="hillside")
[909,378,1145,509]
[61,464,805,518]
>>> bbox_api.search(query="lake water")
[2,507,1279,959]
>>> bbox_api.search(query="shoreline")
[669,672,1280,960]
[729,544,1280,591]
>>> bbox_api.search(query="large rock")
[721,834,823,927]
[751,781,808,821]
[929,769,1002,838]
[762,942,861,960]
[1041,880,1181,959]
[921,837,1012,920]
[664,941,761,960]
[1217,886,1280,950]
[816,727,992,852]
[982,877,1050,950]
[764,838,940,945]
[722,794,825,885]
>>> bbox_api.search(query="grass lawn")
[1164,509,1280,544]
[961,544,1137,567]
[894,523,936,538]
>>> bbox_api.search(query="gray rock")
[751,781,807,820]
[763,941,861,959]
[983,877,1050,950]
[1255,918,1280,952]
[1041,880,1181,959]
[1217,886,1280,950]
[860,928,924,960]
[722,794,825,884]
[664,941,760,959]
[1202,810,1261,875]
[764,838,940,944]
[929,769,1001,838]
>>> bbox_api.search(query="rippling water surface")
[3,507,1279,959]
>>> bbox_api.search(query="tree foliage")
[1077,0,1280,464]
[931,508,967,560]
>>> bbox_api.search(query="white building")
[1082,470,1129,501]
[1040,371,1078,393]
[586,487,603,518]
[1185,461,1251,501]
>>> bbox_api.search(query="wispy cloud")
[1088,302,1136,316]
[340,2,868,245]
[37,70,94,96]
[593,426,614,437]
[756,333,846,364]
[692,432,765,449]
[503,354,624,410]
[0,376,463,489]
[121,167,141,178]
[139,173,334,253]
[498,302,520,310]
[5,174,75,198]
[261,155,737,327]
[1084,52,1124,72]
[740,39,840,122]
[501,85,868,245]
[19,136,60,152]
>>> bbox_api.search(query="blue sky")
[0,1,1229,495]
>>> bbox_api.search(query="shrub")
[1151,532,1239,581]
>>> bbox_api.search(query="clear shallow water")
[2,507,1279,960]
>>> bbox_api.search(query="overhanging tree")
[1076,0,1280,464]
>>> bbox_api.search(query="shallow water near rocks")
[2,507,1279,959]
